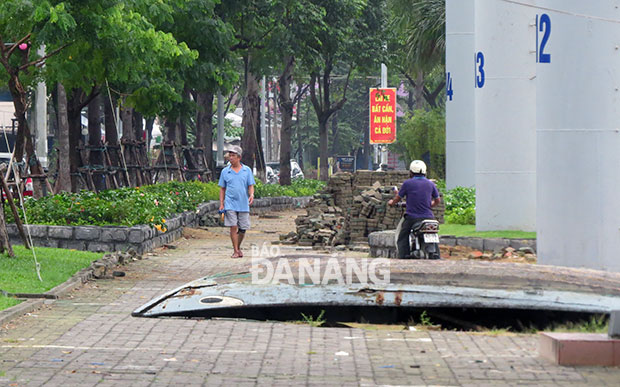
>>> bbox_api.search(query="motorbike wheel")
[424,242,441,260]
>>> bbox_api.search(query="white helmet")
[409,160,427,175]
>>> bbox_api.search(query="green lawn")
[439,224,536,239]
[0,246,102,311]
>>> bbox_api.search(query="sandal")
[237,250,244,257]
[231,251,241,258]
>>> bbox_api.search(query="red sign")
[369,88,396,144]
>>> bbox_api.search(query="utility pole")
[260,76,267,167]
[35,46,48,168]
[216,91,225,166]
[380,63,389,167]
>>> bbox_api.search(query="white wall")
[474,0,537,231]
[537,0,620,271]
[445,0,475,189]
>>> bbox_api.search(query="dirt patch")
[440,245,537,264]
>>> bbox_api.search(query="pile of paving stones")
[281,171,445,249]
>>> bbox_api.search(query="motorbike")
[393,202,441,260]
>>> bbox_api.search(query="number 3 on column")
[475,51,485,88]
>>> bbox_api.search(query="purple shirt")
[398,176,439,219]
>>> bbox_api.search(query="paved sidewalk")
[1,211,620,386]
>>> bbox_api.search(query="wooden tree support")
[0,171,30,249]
[152,141,185,183]
[121,139,152,187]
[181,146,212,182]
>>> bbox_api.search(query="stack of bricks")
[287,171,444,248]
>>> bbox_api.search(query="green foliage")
[6,180,323,228]
[393,108,445,179]
[300,309,326,327]
[254,179,325,198]
[439,224,536,239]
[418,310,433,326]
[551,315,608,333]
[0,296,21,311]
[0,245,101,297]
[443,186,475,225]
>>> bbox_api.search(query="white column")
[537,1,620,271]
[445,0,475,189]
[474,0,537,231]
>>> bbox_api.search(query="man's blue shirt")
[398,176,439,219]
[218,164,256,212]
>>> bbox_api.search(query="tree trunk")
[319,116,329,181]
[165,118,177,143]
[278,56,295,186]
[330,111,339,155]
[7,72,45,179]
[195,91,214,178]
[88,93,105,191]
[104,91,120,171]
[363,118,370,169]
[67,91,83,192]
[133,111,144,142]
[295,92,304,171]
[55,83,71,193]
[145,117,154,153]
[414,71,425,110]
[120,104,137,186]
[240,67,259,169]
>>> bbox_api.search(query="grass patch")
[0,246,102,296]
[0,296,21,311]
[439,224,536,239]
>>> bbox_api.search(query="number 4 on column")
[446,72,454,101]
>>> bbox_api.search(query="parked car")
[264,160,304,184]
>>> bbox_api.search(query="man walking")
[218,145,255,258]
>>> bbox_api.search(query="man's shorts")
[224,211,251,229]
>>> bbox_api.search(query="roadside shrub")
[6,179,323,228]
[443,186,475,225]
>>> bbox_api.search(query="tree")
[392,108,445,179]
[156,0,238,178]
[301,0,387,180]
[387,0,445,110]
[0,1,76,192]
[269,0,324,185]
[44,0,197,190]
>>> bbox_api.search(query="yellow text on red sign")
[369,88,396,144]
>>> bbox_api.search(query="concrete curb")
[0,299,45,327]
[0,198,312,327]
[368,230,536,258]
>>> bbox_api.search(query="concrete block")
[5,224,17,235]
[509,239,536,251]
[128,228,146,244]
[440,236,457,246]
[101,228,128,242]
[59,240,86,250]
[37,238,60,248]
[457,237,484,251]
[48,226,74,239]
[609,310,620,338]
[87,242,113,253]
[539,332,620,366]
[74,227,101,241]
[25,225,48,238]
[483,238,509,252]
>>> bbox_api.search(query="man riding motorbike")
[388,160,441,259]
